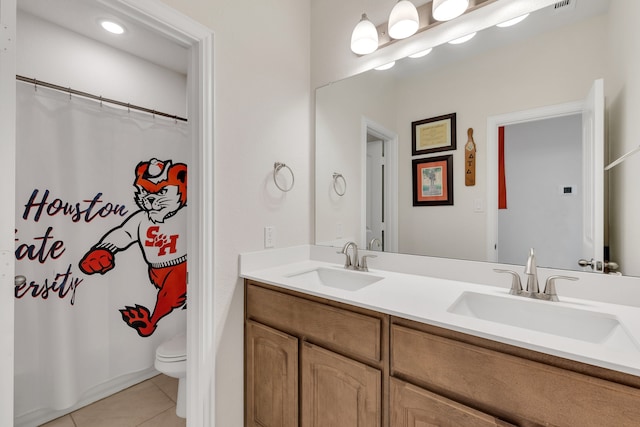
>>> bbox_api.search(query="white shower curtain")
[14,82,188,425]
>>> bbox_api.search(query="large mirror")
[316,0,638,275]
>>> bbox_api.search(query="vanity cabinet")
[245,279,640,427]
[301,342,381,426]
[391,317,640,427]
[245,320,298,427]
[245,280,388,427]
[390,377,514,427]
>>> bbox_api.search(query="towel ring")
[273,162,294,192]
[333,173,346,196]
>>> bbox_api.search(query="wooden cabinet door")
[246,321,298,427]
[390,378,516,427]
[301,342,381,427]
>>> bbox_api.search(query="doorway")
[497,115,582,269]
[363,118,398,253]
[486,79,605,272]
[0,1,214,426]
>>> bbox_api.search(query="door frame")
[486,101,584,262]
[0,0,17,424]
[361,117,398,253]
[2,1,216,426]
[105,2,215,425]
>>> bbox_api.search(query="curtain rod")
[16,75,188,123]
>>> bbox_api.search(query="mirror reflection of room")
[315,0,629,274]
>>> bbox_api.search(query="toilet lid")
[156,333,186,360]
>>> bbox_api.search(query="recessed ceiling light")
[448,32,476,45]
[408,48,433,59]
[100,20,125,35]
[496,14,530,28]
[375,61,396,71]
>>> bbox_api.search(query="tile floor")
[40,375,186,427]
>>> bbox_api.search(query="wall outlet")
[264,226,275,248]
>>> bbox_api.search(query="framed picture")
[411,113,456,155]
[412,155,453,206]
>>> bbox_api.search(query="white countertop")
[240,246,640,378]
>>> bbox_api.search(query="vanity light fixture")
[448,32,476,44]
[350,0,493,56]
[100,19,125,35]
[432,0,469,22]
[496,13,529,28]
[351,13,379,55]
[375,61,396,70]
[388,0,420,39]
[408,47,433,58]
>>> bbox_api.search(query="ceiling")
[17,0,189,75]
[17,0,608,82]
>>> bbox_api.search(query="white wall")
[17,11,186,116]
[157,1,311,425]
[315,70,396,246]
[607,0,640,276]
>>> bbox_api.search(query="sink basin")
[448,291,640,353]
[286,267,383,291]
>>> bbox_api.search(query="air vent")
[553,0,576,12]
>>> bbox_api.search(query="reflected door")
[366,139,384,251]
[581,78,605,272]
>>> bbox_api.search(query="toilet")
[155,333,187,418]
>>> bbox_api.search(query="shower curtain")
[14,82,188,425]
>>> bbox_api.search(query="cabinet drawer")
[391,324,640,426]
[390,378,516,427]
[246,282,382,363]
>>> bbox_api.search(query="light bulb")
[408,48,433,58]
[496,14,529,28]
[432,0,469,22]
[375,61,396,71]
[388,0,419,40]
[448,32,476,45]
[100,20,125,35]
[351,14,379,55]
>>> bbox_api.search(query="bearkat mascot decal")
[79,158,187,337]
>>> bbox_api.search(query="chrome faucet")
[368,237,381,250]
[340,241,359,269]
[524,248,539,294]
[338,241,376,272]
[494,248,578,301]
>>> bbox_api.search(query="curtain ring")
[333,173,346,196]
[273,162,294,192]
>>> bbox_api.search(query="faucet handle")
[493,269,523,295]
[543,275,579,302]
[359,254,377,272]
